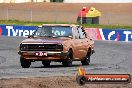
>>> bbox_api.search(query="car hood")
[21,38,69,44]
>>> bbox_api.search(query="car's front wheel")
[20,57,31,68]
[62,51,72,67]
[42,61,51,67]
[81,53,90,65]
[62,58,72,67]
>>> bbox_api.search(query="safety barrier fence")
[0,25,131,42]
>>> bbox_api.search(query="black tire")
[20,57,31,68]
[81,54,90,65]
[62,51,72,67]
[76,76,87,85]
[42,61,51,67]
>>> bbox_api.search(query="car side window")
[78,27,86,39]
[82,28,87,38]
[73,27,80,39]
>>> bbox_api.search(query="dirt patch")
[0,76,131,88]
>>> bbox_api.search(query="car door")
[77,27,88,58]
[72,27,86,59]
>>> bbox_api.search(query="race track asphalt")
[0,37,132,79]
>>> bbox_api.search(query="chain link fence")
[0,8,132,25]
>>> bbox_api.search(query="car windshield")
[33,26,72,37]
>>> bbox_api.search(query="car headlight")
[56,44,63,51]
[20,44,28,51]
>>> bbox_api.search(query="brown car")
[18,24,95,68]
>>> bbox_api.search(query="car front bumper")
[18,51,68,60]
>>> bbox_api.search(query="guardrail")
[0,25,131,42]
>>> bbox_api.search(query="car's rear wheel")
[42,61,51,67]
[81,53,90,65]
[20,57,31,68]
[62,51,73,67]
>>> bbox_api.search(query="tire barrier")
[0,25,131,42]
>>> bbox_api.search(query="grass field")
[0,20,132,29]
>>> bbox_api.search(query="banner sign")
[85,28,132,42]
[0,25,132,42]
[100,29,132,42]
[0,25,37,37]
[84,28,102,40]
